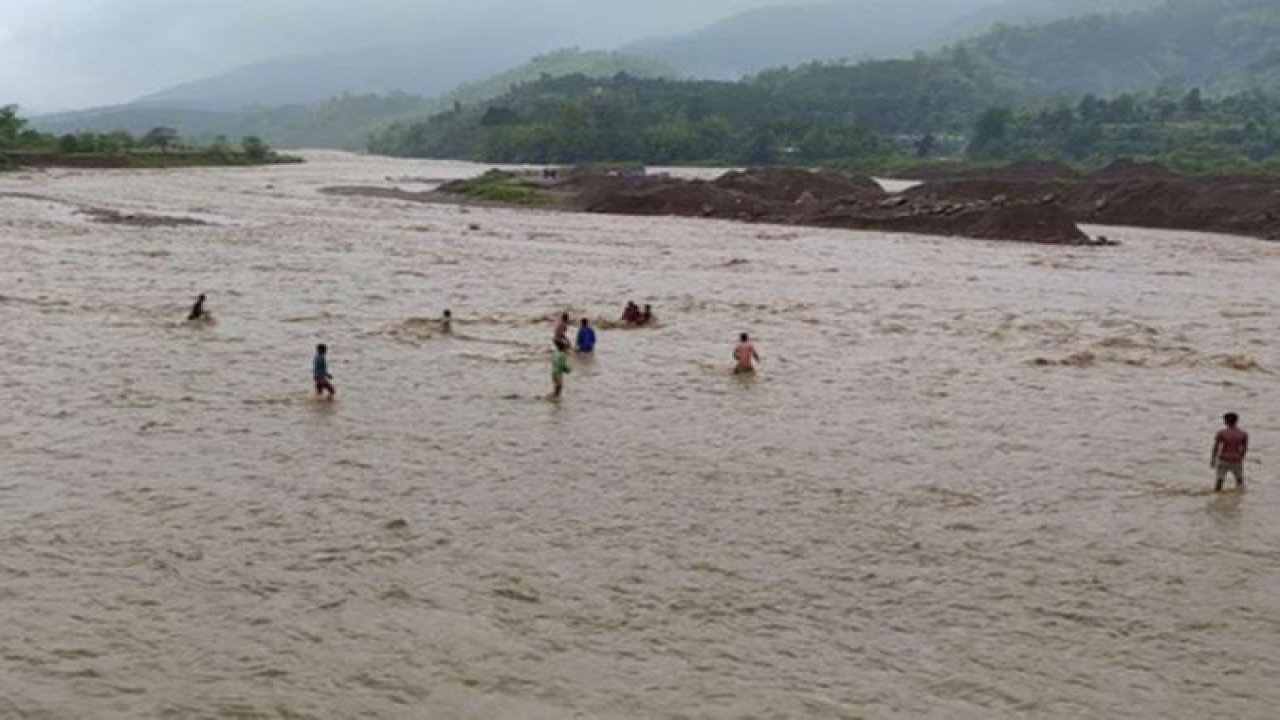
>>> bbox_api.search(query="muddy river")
[2,152,1279,719]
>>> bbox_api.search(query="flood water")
[3,151,1280,719]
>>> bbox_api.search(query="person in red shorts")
[1211,412,1249,492]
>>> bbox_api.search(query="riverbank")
[1,149,304,171]
[353,161,1280,244]
[325,167,1101,246]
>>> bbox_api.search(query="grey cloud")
[2,0,815,110]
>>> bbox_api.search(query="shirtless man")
[554,312,571,347]
[1211,412,1249,492]
[733,333,760,374]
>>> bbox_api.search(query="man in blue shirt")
[576,318,597,354]
[313,343,335,399]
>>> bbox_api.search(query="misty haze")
[3,0,1280,717]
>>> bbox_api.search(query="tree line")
[2,105,286,167]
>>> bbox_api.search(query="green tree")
[968,107,1013,158]
[143,126,179,152]
[1,105,26,149]
[57,134,80,154]
[241,136,270,160]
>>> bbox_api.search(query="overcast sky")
[0,0,817,112]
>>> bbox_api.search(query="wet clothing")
[1216,461,1245,485]
[1215,427,1248,463]
[551,350,571,380]
[577,325,597,352]
[313,353,328,380]
[1213,426,1248,489]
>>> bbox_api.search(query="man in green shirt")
[550,339,571,399]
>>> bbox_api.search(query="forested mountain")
[963,0,1280,97]
[32,51,674,150]
[624,0,1156,78]
[624,0,991,78]
[369,0,1280,168]
[366,61,1008,165]
[938,0,1162,41]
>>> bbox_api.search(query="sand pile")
[1089,159,1177,182]
[712,167,886,205]
[583,179,773,220]
[576,167,1093,245]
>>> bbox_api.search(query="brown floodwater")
[2,152,1280,719]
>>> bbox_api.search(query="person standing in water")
[640,304,654,326]
[441,309,453,335]
[622,302,641,325]
[554,312,571,346]
[188,293,207,321]
[313,343,335,399]
[550,339,571,399]
[733,332,760,374]
[576,318,597,354]
[1212,412,1249,491]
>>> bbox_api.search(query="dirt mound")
[962,203,1091,245]
[1068,178,1280,239]
[810,200,1092,245]
[1090,159,1176,182]
[885,160,1078,183]
[712,167,886,206]
[583,178,773,220]
[903,179,1052,204]
[978,160,1080,182]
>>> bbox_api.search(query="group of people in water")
[194,293,1250,492]
[190,293,761,403]
[621,301,655,327]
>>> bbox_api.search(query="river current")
[2,152,1279,719]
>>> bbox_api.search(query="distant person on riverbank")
[441,309,453,335]
[551,339,571,399]
[576,318,596,354]
[734,333,760,374]
[554,312,571,346]
[622,302,641,325]
[188,293,207,321]
[1212,412,1248,491]
[313,344,335,399]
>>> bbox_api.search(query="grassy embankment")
[436,170,561,205]
[2,149,303,170]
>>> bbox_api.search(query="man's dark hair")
[1225,413,1239,426]
[317,343,327,353]
[740,332,749,342]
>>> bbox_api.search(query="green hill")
[961,0,1280,98]
[368,0,1280,168]
[32,50,675,151]
[626,0,1158,78]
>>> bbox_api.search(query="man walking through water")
[188,293,207,321]
[734,332,760,374]
[554,312,571,347]
[550,339,571,399]
[313,344,335,399]
[1212,412,1248,491]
